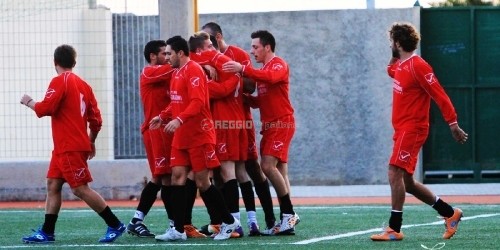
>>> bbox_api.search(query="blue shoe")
[99,223,125,243]
[22,228,55,244]
[248,221,261,236]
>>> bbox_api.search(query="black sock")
[278,193,294,215]
[171,185,187,233]
[161,185,174,221]
[201,185,234,224]
[432,198,454,218]
[223,179,240,214]
[254,179,275,228]
[42,214,58,235]
[132,181,161,224]
[240,181,256,212]
[389,211,403,233]
[98,206,121,229]
[184,178,197,225]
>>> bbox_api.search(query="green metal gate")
[421,7,500,183]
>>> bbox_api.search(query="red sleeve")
[159,103,172,121]
[191,50,232,70]
[387,63,397,78]
[176,67,207,123]
[412,61,457,125]
[208,73,241,99]
[86,86,102,132]
[242,60,288,84]
[142,65,174,85]
[34,77,65,118]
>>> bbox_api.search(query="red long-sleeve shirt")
[191,50,245,122]
[34,71,102,154]
[139,64,174,133]
[242,56,294,122]
[388,54,457,130]
[168,60,216,149]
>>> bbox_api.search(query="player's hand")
[20,94,33,106]
[204,65,218,81]
[450,124,468,144]
[149,116,162,129]
[164,118,181,133]
[222,61,243,73]
[88,143,96,160]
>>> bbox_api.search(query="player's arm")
[141,65,174,85]
[222,60,287,84]
[208,73,241,99]
[31,78,66,117]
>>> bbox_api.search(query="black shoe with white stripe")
[127,222,155,238]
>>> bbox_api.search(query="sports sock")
[161,185,174,221]
[278,193,294,215]
[41,214,58,235]
[132,181,161,224]
[389,210,403,233]
[201,185,234,224]
[254,179,275,228]
[98,206,121,229]
[432,197,454,218]
[171,185,187,233]
[240,181,256,212]
[223,179,240,214]
[184,178,197,225]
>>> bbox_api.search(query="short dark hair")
[389,22,420,52]
[202,22,222,36]
[143,40,167,63]
[188,31,210,52]
[251,30,276,52]
[166,35,189,56]
[54,44,76,68]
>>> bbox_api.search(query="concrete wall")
[200,8,421,185]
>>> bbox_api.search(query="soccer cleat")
[155,227,187,241]
[99,223,126,243]
[248,221,261,236]
[261,222,280,236]
[184,224,207,238]
[199,224,240,238]
[370,226,404,241]
[443,208,463,239]
[277,213,300,235]
[22,228,55,244]
[234,225,244,238]
[127,222,155,238]
[214,218,241,240]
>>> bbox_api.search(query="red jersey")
[388,54,457,130]
[34,71,102,154]
[169,60,216,149]
[223,45,254,120]
[242,56,294,122]
[140,64,174,133]
[191,50,245,121]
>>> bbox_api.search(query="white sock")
[133,210,145,221]
[231,212,241,222]
[247,211,257,223]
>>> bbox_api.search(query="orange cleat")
[370,226,404,241]
[183,224,206,238]
[443,208,463,239]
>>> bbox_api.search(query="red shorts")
[215,127,248,161]
[246,119,258,160]
[260,115,295,163]
[389,129,429,174]
[143,128,173,177]
[170,144,220,173]
[47,151,93,188]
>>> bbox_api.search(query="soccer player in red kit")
[20,44,125,243]
[203,22,277,236]
[370,22,468,241]
[126,40,176,238]
[223,30,299,235]
[149,36,240,241]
